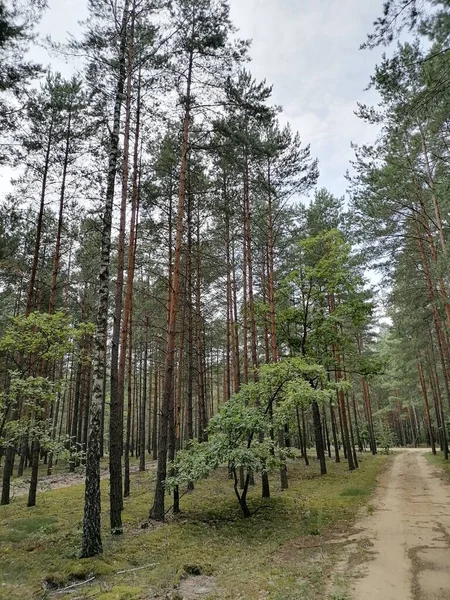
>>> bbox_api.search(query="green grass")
[340,486,370,497]
[425,450,450,475]
[0,453,388,600]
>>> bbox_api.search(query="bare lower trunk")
[81,0,130,558]
[27,440,40,507]
[417,359,436,455]
[124,326,134,497]
[109,9,135,533]
[312,400,326,475]
[140,317,149,471]
[150,45,193,521]
[1,446,15,505]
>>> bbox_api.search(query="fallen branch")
[54,576,95,594]
[164,488,190,515]
[251,505,271,516]
[116,563,156,575]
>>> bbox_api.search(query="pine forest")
[1,1,450,599]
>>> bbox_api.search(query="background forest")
[0,0,449,580]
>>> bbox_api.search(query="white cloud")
[229,0,385,195]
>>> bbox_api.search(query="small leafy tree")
[167,357,332,517]
[0,311,94,506]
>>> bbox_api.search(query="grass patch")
[425,450,450,475]
[0,453,387,600]
[340,487,369,497]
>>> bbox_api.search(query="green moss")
[0,454,387,600]
[92,585,142,600]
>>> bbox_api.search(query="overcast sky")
[13,0,385,199]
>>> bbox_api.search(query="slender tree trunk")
[140,317,149,471]
[311,400,326,474]
[186,191,194,444]
[27,440,40,507]
[225,181,232,402]
[231,240,240,393]
[49,108,71,315]
[242,232,249,385]
[243,149,258,378]
[26,117,54,316]
[346,393,358,468]
[295,406,303,453]
[329,398,340,462]
[351,392,363,453]
[152,350,158,461]
[301,407,309,466]
[357,335,376,454]
[195,207,207,441]
[81,0,129,558]
[109,9,135,533]
[322,404,331,458]
[124,322,134,497]
[330,294,354,471]
[428,342,449,459]
[150,44,194,521]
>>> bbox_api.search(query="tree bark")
[311,399,326,474]
[150,43,194,521]
[81,0,130,557]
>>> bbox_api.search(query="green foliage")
[0,311,93,363]
[0,0,46,149]
[167,357,333,502]
[167,390,274,492]
[276,222,376,380]
[375,425,396,455]
[0,311,94,453]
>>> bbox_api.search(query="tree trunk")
[81,0,130,558]
[109,8,135,534]
[195,206,207,441]
[152,353,158,461]
[357,335,376,454]
[26,115,54,316]
[140,317,149,472]
[329,398,340,463]
[231,240,241,393]
[301,407,309,466]
[417,359,436,454]
[27,440,40,507]
[124,324,134,497]
[352,392,364,453]
[49,106,71,315]
[312,400,326,474]
[150,44,194,521]
[346,392,358,469]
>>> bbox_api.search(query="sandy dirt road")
[349,449,450,600]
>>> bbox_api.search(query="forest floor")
[332,448,450,600]
[0,459,146,499]
[0,452,388,600]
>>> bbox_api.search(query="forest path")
[346,449,450,600]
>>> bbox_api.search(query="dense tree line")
[350,0,450,457]
[0,0,448,559]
